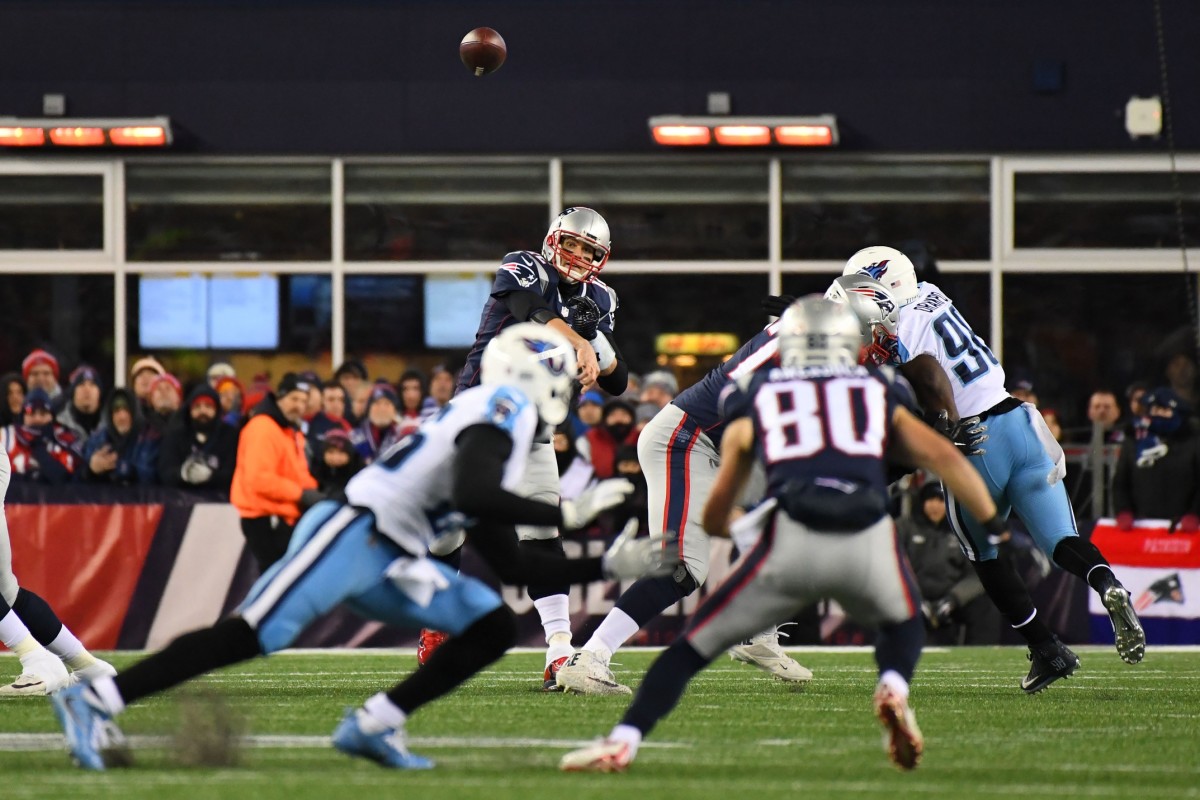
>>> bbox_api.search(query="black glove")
[299,489,327,511]
[933,597,957,626]
[761,294,797,318]
[565,296,601,340]
[950,415,988,456]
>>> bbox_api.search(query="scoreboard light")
[0,116,172,148]
[649,115,838,148]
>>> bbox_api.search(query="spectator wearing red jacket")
[0,389,81,485]
[586,399,639,480]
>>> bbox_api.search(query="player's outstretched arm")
[702,417,757,538]
[890,406,1000,526]
[900,354,961,424]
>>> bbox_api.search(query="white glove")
[601,518,681,581]
[560,478,634,530]
[181,458,214,485]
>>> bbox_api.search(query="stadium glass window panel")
[1014,172,1200,248]
[1002,273,1193,433]
[781,160,991,260]
[0,175,103,250]
[0,275,114,387]
[126,163,331,261]
[344,162,549,261]
[126,273,332,386]
[563,159,770,260]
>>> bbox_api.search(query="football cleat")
[728,627,813,684]
[559,739,633,773]
[50,684,129,771]
[873,683,923,770]
[1102,585,1146,665]
[68,657,118,687]
[417,629,449,666]
[1021,635,1080,694]
[0,649,70,696]
[555,650,631,696]
[331,709,433,770]
[543,655,570,692]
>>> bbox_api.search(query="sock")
[614,574,694,627]
[11,588,64,646]
[620,639,710,737]
[546,631,573,664]
[533,595,571,641]
[87,676,126,716]
[584,608,640,661]
[0,609,36,653]
[1086,564,1119,593]
[608,724,643,759]
[359,692,407,734]
[388,607,516,715]
[874,615,924,684]
[877,669,910,700]
[47,626,89,666]
[1053,536,1113,585]
[973,558,1053,645]
[114,617,263,707]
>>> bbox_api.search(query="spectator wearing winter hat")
[0,373,25,428]
[586,398,640,480]
[56,365,104,442]
[333,359,369,424]
[129,356,166,411]
[146,373,183,436]
[306,382,352,460]
[639,370,678,412]
[296,371,325,432]
[349,382,404,465]
[1,388,81,485]
[311,428,364,495]
[1010,378,1038,406]
[423,365,456,416]
[396,370,427,438]
[230,372,320,573]
[1113,387,1200,534]
[215,376,247,427]
[575,390,605,434]
[206,361,237,389]
[21,349,62,409]
[158,384,238,492]
[82,388,159,486]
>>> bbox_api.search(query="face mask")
[605,422,633,442]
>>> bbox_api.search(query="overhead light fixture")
[0,116,173,148]
[649,115,838,148]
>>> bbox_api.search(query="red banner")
[7,504,161,649]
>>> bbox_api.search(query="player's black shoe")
[1021,635,1080,694]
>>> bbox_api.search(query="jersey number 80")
[755,378,887,463]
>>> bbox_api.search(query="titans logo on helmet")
[857,261,890,281]
[520,337,568,375]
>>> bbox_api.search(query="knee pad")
[672,563,700,599]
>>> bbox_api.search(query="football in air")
[460,27,507,76]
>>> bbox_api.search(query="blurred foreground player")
[51,324,675,771]
[561,297,1011,773]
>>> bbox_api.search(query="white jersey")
[895,281,1009,418]
[344,384,540,556]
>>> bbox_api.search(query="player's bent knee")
[673,564,701,598]
[0,574,17,607]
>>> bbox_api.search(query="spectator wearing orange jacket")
[231,373,320,573]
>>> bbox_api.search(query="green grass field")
[1,647,1198,800]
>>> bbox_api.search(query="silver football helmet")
[778,296,866,369]
[824,274,900,366]
[843,245,919,306]
[542,207,611,284]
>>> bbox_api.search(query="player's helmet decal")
[521,337,568,375]
[858,261,890,281]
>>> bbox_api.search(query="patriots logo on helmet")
[521,337,568,375]
[850,286,895,316]
[857,261,890,281]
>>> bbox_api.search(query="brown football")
[459,27,506,77]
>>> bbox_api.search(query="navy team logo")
[521,337,568,375]
[857,261,890,281]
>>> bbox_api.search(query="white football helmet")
[778,296,866,369]
[481,322,577,425]
[542,207,611,284]
[824,274,900,366]
[843,246,919,306]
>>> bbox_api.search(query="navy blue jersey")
[722,363,919,502]
[671,321,780,445]
[457,250,618,392]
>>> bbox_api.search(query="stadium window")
[0,175,103,250]
[0,275,114,386]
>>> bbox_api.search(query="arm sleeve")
[596,331,629,395]
[500,289,557,323]
[468,520,605,585]
[452,424,564,527]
